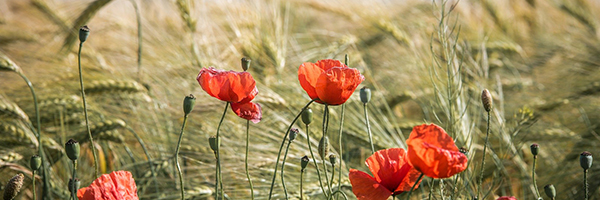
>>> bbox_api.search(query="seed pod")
[241,57,251,71]
[301,155,309,171]
[208,136,219,152]
[3,173,24,200]
[79,25,90,43]
[302,108,313,125]
[30,155,42,171]
[318,136,329,159]
[65,139,80,161]
[481,89,493,112]
[360,87,371,104]
[544,184,556,199]
[328,154,338,166]
[183,94,196,115]
[530,143,539,157]
[289,128,298,142]
[580,151,593,170]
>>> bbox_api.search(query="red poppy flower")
[231,101,262,123]
[77,171,138,200]
[298,59,364,105]
[496,196,517,200]
[197,67,258,103]
[406,124,468,179]
[349,148,422,200]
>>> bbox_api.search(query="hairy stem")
[306,124,327,197]
[245,120,255,199]
[281,140,292,199]
[478,111,491,198]
[363,103,375,154]
[78,41,99,178]
[175,114,189,200]
[215,103,229,200]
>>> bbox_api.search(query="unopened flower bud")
[241,57,251,71]
[580,151,593,170]
[289,128,298,142]
[360,87,371,104]
[3,173,24,200]
[209,136,219,152]
[30,155,41,171]
[329,154,338,166]
[183,94,196,115]
[68,178,80,194]
[79,25,90,43]
[65,139,80,161]
[530,143,539,157]
[481,89,493,112]
[318,136,329,159]
[302,108,313,125]
[301,155,309,171]
[544,184,556,199]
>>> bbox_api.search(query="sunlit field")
[1,0,600,199]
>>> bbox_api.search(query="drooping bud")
[301,155,309,171]
[3,173,24,200]
[68,178,80,194]
[328,154,338,166]
[302,108,313,125]
[65,139,80,161]
[580,151,593,170]
[79,25,90,43]
[209,135,219,152]
[360,87,371,104]
[241,57,251,71]
[183,94,196,115]
[289,128,298,142]
[530,143,539,157]
[481,89,493,112]
[318,136,329,159]
[544,184,556,199]
[30,155,42,171]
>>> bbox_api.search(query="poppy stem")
[78,41,99,178]
[175,113,190,200]
[126,126,159,193]
[71,160,78,200]
[32,169,36,200]
[281,138,292,200]
[478,111,491,199]
[330,162,336,198]
[406,173,424,200]
[363,102,375,154]
[322,105,333,198]
[300,167,304,200]
[584,169,588,200]
[532,155,541,199]
[245,120,255,200]
[267,100,314,200]
[336,104,345,200]
[215,102,229,200]
[331,190,349,200]
[306,123,328,198]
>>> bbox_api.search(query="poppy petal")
[77,171,138,200]
[365,148,410,192]
[394,164,423,194]
[231,101,262,123]
[349,169,393,200]
[197,67,258,103]
[407,124,468,178]
[315,67,364,105]
[298,62,324,100]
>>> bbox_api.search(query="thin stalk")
[71,160,78,200]
[440,179,445,200]
[322,105,332,198]
[281,139,292,199]
[78,41,99,178]
[406,173,424,200]
[32,170,36,200]
[584,169,588,200]
[126,126,159,193]
[245,120,255,199]
[215,103,229,200]
[268,100,315,199]
[478,111,491,198]
[336,104,345,200]
[532,155,541,198]
[331,190,349,200]
[129,0,142,81]
[300,169,304,200]
[306,123,328,198]
[363,103,375,154]
[330,163,335,196]
[175,113,190,200]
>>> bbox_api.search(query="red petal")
[496,196,517,200]
[231,102,262,123]
[315,67,364,105]
[365,148,409,192]
[407,124,468,178]
[349,169,392,200]
[78,171,138,200]
[196,67,257,103]
[298,62,324,100]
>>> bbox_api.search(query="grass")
[1,0,600,199]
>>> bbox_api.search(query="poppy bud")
[65,139,80,161]
[241,57,251,71]
[3,173,24,200]
[329,154,338,166]
[68,178,80,194]
[289,128,298,142]
[79,25,90,43]
[302,108,313,125]
[530,143,539,157]
[301,155,309,171]
[481,89,493,112]
[544,184,556,199]
[580,151,593,170]
[360,87,371,104]
[318,136,329,159]
[183,94,196,115]
[209,135,219,152]
[30,155,41,171]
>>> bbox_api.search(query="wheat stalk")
[61,0,113,52]
[87,80,147,94]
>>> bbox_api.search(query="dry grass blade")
[61,0,113,52]
[374,19,410,46]
[0,97,30,123]
[0,52,22,74]
[74,119,126,143]
[560,0,597,34]
[31,0,69,32]
[86,80,147,94]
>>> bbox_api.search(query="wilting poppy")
[197,67,258,103]
[406,124,468,179]
[349,148,422,200]
[298,59,364,105]
[77,171,138,200]
[496,196,517,200]
[231,101,262,123]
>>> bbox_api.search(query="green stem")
[175,114,189,200]
[330,163,335,196]
[584,169,588,200]
[331,190,349,200]
[267,100,315,199]
[336,104,345,200]
[281,140,292,199]
[300,170,304,200]
[32,170,36,200]
[78,41,99,178]
[126,126,159,193]
[406,173,424,200]
[532,156,541,198]
[245,120,255,199]
[129,0,142,81]
[71,160,78,200]
[363,103,374,154]
[215,102,229,200]
[478,111,491,198]
[322,105,332,199]
[306,124,328,197]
